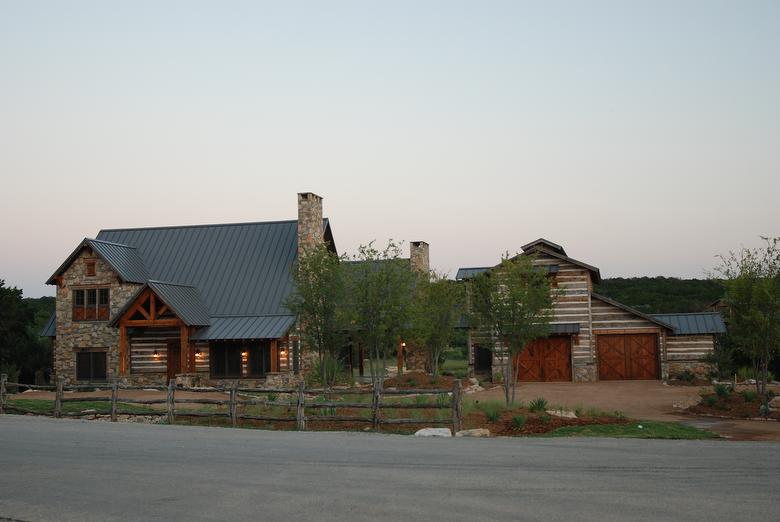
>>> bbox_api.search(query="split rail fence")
[0,373,464,434]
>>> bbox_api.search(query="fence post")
[166,379,175,424]
[54,376,64,418]
[371,381,382,432]
[110,378,118,422]
[296,380,306,431]
[451,379,463,435]
[0,373,7,415]
[229,381,238,427]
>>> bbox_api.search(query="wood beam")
[180,324,190,374]
[270,340,279,373]
[119,318,182,328]
[119,325,128,376]
[150,293,156,321]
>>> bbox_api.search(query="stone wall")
[664,361,715,381]
[404,342,427,372]
[297,192,324,257]
[53,249,141,385]
[410,241,430,273]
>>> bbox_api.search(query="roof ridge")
[98,218,302,233]
[147,280,198,288]
[88,238,137,248]
[457,266,492,270]
[210,313,296,318]
[653,312,722,316]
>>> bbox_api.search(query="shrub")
[714,383,732,398]
[759,401,770,417]
[512,415,526,428]
[266,393,278,403]
[436,393,449,408]
[407,377,417,387]
[529,397,548,413]
[540,414,551,425]
[703,395,718,407]
[740,390,757,403]
[414,394,427,405]
[476,400,503,422]
[677,369,695,383]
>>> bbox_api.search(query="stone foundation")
[664,361,714,382]
[574,364,597,382]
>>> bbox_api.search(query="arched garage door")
[597,333,658,380]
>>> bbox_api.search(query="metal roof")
[46,238,148,284]
[591,293,674,330]
[521,238,567,256]
[455,267,491,280]
[651,313,726,335]
[97,220,328,318]
[41,311,56,337]
[550,323,580,334]
[192,315,296,341]
[148,281,210,326]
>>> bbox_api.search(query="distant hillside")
[23,296,55,333]
[595,277,723,314]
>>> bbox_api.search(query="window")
[72,288,110,321]
[85,260,96,277]
[76,351,107,382]
[210,343,242,378]
[248,341,271,377]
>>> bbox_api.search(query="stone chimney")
[297,192,324,258]
[410,241,430,273]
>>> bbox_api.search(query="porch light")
[241,351,248,358]
[153,350,160,359]
[195,349,202,358]
[401,342,407,348]
[280,348,287,356]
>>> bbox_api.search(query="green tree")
[0,280,46,382]
[469,254,554,405]
[715,237,780,396]
[409,271,464,378]
[286,244,348,387]
[346,241,415,389]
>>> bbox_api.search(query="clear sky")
[1,1,778,297]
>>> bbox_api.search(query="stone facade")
[410,241,430,273]
[53,249,141,385]
[297,192,324,257]
[664,361,715,381]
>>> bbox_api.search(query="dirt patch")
[383,372,456,390]
[667,378,711,387]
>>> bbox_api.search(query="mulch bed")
[667,378,711,387]
[687,392,780,420]
[463,410,628,436]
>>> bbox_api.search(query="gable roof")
[96,219,333,318]
[521,238,567,256]
[455,267,491,280]
[109,280,210,327]
[651,313,726,335]
[591,292,673,330]
[46,238,149,285]
[520,246,601,283]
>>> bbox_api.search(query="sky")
[1,1,778,297]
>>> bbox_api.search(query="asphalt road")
[1,416,778,522]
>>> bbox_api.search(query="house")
[42,192,336,387]
[457,239,726,382]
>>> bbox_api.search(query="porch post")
[119,325,128,376]
[180,324,190,374]
[270,340,279,372]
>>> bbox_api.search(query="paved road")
[1,416,778,521]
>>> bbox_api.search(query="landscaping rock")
[770,397,780,412]
[546,409,577,419]
[414,428,452,437]
[455,428,490,438]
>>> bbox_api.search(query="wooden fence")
[0,374,464,434]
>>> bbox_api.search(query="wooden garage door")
[515,337,571,382]
[597,333,658,380]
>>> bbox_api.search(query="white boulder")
[414,427,452,437]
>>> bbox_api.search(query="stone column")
[410,241,430,273]
[297,192,325,257]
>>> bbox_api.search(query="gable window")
[85,260,96,277]
[76,350,107,382]
[72,288,110,321]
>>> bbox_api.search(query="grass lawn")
[7,398,158,415]
[544,421,719,440]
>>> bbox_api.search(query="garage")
[597,333,659,380]
[515,337,571,382]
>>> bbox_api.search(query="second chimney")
[410,241,430,273]
[297,192,324,257]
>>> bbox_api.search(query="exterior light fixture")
[195,349,202,358]
[152,350,160,359]
[241,351,248,357]
[401,342,407,348]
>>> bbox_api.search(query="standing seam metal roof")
[651,313,726,335]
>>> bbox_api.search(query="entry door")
[167,342,181,381]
